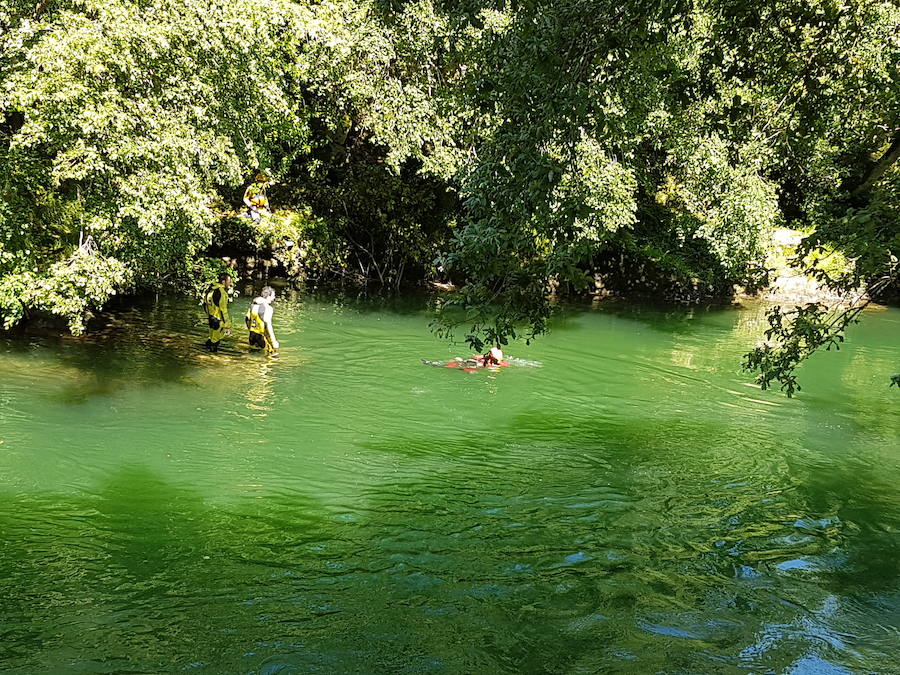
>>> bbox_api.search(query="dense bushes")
[1,0,897,360]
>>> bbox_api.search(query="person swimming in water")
[422,345,506,370]
[245,286,280,354]
[481,345,504,366]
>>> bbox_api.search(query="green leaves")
[0,1,301,327]
[1,0,487,331]
[0,246,130,334]
[0,0,897,388]
[435,0,899,378]
[742,299,869,397]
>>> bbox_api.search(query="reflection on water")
[0,294,898,673]
[245,360,277,413]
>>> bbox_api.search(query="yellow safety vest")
[244,182,268,208]
[204,283,229,322]
[245,303,267,334]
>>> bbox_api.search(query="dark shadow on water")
[1,299,246,403]
[338,408,900,672]
[0,467,214,669]
[0,466,337,671]
[301,285,435,317]
[0,430,897,673]
[546,295,750,336]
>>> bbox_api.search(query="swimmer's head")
[482,345,503,366]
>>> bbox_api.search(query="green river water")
[0,290,898,674]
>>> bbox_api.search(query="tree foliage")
[437,0,899,354]
[0,0,467,329]
[1,0,897,393]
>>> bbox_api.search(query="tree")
[434,0,900,379]
[0,0,317,331]
[0,0,471,331]
[2,0,897,393]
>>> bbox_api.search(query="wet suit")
[245,301,275,354]
[203,282,231,352]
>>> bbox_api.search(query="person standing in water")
[203,273,233,352]
[245,286,280,354]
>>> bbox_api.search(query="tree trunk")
[850,130,900,197]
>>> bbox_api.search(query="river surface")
[0,291,898,673]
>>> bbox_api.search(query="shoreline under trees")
[1,0,898,389]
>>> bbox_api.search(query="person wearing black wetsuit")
[203,273,233,352]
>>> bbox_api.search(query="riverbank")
[2,223,891,341]
[208,225,871,311]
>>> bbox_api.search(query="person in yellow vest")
[245,286,280,354]
[203,273,233,352]
[243,173,271,223]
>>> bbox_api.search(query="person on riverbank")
[243,173,271,223]
[203,273,233,352]
[245,286,280,354]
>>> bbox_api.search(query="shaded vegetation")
[1,0,897,388]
